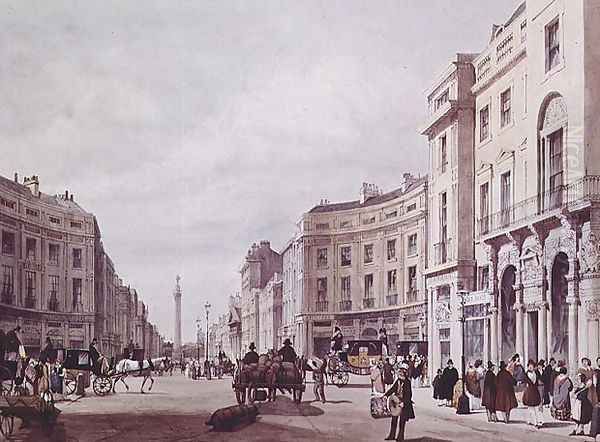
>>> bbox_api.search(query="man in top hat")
[242,342,259,365]
[89,337,102,375]
[331,326,344,354]
[278,338,297,363]
[384,366,415,441]
[482,361,497,422]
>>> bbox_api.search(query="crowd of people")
[432,354,600,437]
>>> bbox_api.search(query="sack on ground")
[370,394,392,419]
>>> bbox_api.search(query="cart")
[232,359,306,405]
[62,349,114,397]
[327,340,384,387]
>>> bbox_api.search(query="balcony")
[1,291,13,304]
[386,294,398,306]
[406,290,419,303]
[25,296,36,309]
[48,296,59,312]
[477,176,600,239]
[420,99,457,136]
[339,300,352,312]
[315,301,328,312]
[363,298,375,309]
[433,238,454,266]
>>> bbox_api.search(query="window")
[387,239,396,260]
[2,231,15,255]
[500,88,512,127]
[363,216,376,225]
[340,246,351,267]
[408,266,417,293]
[480,105,489,142]
[25,271,36,308]
[364,244,374,264]
[0,197,15,210]
[407,234,418,256]
[478,266,490,291]
[440,135,448,173]
[316,222,329,230]
[49,275,59,311]
[317,248,328,268]
[500,172,512,226]
[340,220,352,228]
[49,243,59,265]
[26,207,39,217]
[434,89,449,111]
[387,270,397,294]
[70,221,82,229]
[364,274,374,298]
[480,182,490,234]
[520,20,527,43]
[549,128,564,208]
[440,192,448,244]
[49,216,61,225]
[1,265,14,304]
[385,210,397,219]
[546,19,560,72]
[316,278,328,311]
[406,203,417,212]
[72,248,82,269]
[341,276,351,300]
[72,278,82,310]
[26,238,36,261]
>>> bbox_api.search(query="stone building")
[240,241,282,352]
[227,294,242,360]
[292,177,429,358]
[280,236,303,349]
[257,273,282,354]
[420,53,477,372]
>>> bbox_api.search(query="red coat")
[495,369,518,412]
[522,372,542,406]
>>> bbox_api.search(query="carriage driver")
[242,342,259,365]
[278,338,297,363]
[330,326,344,354]
[89,338,102,375]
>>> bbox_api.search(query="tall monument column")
[174,275,183,358]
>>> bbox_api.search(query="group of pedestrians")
[433,353,600,437]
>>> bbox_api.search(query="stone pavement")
[5,373,595,442]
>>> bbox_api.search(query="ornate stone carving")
[542,95,568,131]
[581,232,600,274]
[584,299,600,320]
[434,302,451,324]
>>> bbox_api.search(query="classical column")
[568,298,579,375]
[399,313,406,340]
[515,303,524,358]
[537,302,548,362]
[489,306,498,364]
[590,320,600,362]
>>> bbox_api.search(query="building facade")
[0,173,163,358]
[420,53,478,373]
[257,274,282,354]
[280,236,304,349]
[227,294,242,360]
[294,177,429,358]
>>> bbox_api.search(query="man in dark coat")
[542,357,556,406]
[440,359,459,406]
[384,368,415,441]
[331,327,343,353]
[382,357,395,388]
[278,338,297,363]
[89,338,101,375]
[482,362,497,422]
[40,337,55,364]
[495,361,518,423]
[242,342,259,364]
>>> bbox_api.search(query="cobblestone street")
[6,373,591,442]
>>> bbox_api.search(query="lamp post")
[456,290,470,415]
[205,301,211,380]
[196,317,201,361]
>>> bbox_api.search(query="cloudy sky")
[1,0,521,342]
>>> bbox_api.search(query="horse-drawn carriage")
[232,355,305,405]
[326,340,384,386]
[62,348,114,396]
[0,358,59,438]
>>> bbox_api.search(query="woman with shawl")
[551,366,573,421]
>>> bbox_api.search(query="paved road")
[7,373,594,442]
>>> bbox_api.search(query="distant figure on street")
[331,327,343,353]
[309,358,326,403]
[432,369,443,406]
[439,359,458,407]
[40,337,54,364]
[378,328,388,356]
[384,367,415,441]
[495,361,518,423]
[482,362,497,422]
[382,358,395,389]
[523,359,543,428]
[278,339,297,363]
[242,342,259,365]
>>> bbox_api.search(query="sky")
[0,0,522,343]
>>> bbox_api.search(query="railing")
[363,298,375,309]
[406,290,419,303]
[339,300,352,312]
[386,294,398,306]
[48,297,59,312]
[433,238,453,266]
[315,301,328,312]
[25,296,36,309]
[477,176,600,238]
[1,291,13,304]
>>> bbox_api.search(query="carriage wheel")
[0,413,15,438]
[332,372,348,387]
[64,372,77,396]
[247,387,256,404]
[235,387,246,405]
[93,375,113,396]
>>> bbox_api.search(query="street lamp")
[196,317,201,362]
[205,301,212,380]
[456,290,470,415]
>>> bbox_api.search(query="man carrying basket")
[383,366,414,441]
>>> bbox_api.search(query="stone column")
[537,302,548,362]
[590,319,600,362]
[568,298,579,375]
[514,303,524,358]
[489,306,498,364]
[399,313,406,340]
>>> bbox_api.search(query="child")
[313,359,326,403]
[432,369,443,406]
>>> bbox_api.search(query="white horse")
[114,358,159,393]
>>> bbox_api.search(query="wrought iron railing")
[406,290,419,303]
[363,298,375,309]
[315,301,328,312]
[477,176,600,238]
[48,296,59,312]
[386,294,398,306]
[339,300,352,312]
[25,296,36,309]
[433,238,453,266]
[1,290,13,304]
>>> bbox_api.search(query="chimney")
[70,194,74,202]
[65,190,69,200]
[23,175,40,197]
[13,173,18,183]
[359,182,381,204]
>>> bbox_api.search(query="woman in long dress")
[551,366,573,421]
[522,359,543,428]
[571,372,593,436]
[495,361,518,423]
